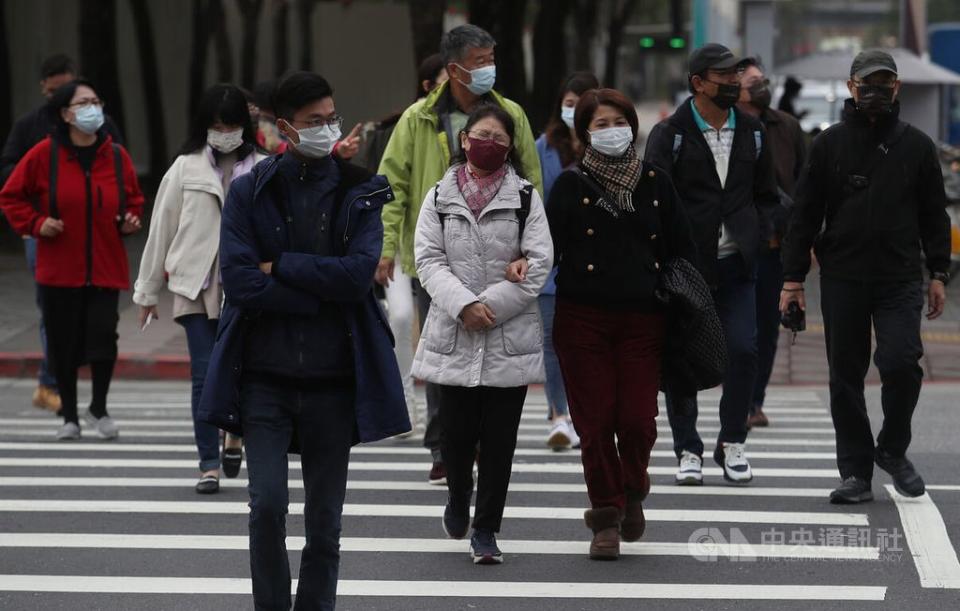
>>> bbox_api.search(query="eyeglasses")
[467,129,510,147]
[68,98,103,109]
[291,115,343,129]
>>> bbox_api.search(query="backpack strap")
[671,133,683,165]
[432,184,447,225]
[753,130,762,161]
[112,144,127,220]
[48,141,59,219]
[843,121,909,196]
[516,184,533,239]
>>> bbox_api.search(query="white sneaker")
[714,442,753,484]
[546,421,571,451]
[566,421,580,449]
[676,450,703,486]
[84,410,119,440]
[56,422,81,440]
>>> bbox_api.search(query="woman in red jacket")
[0,79,144,440]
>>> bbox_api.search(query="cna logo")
[687,527,758,562]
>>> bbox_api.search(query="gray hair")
[440,24,496,65]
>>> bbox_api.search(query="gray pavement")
[0,379,958,610]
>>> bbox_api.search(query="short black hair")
[253,80,278,114]
[179,83,256,156]
[416,53,445,100]
[46,78,97,128]
[40,53,76,79]
[274,71,334,121]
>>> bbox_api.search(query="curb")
[0,352,191,380]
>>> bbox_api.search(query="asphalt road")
[0,378,958,610]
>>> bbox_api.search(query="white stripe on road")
[0,476,835,497]
[0,575,884,600]
[0,442,839,461]
[886,485,960,588]
[926,485,960,491]
[0,500,868,525]
[0,533,878,560]
[0,457,842,478]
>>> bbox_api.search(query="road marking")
[0,500,868,525]
[0,533,878,560]
[0,457,843,478]
[0,442,839,461]
[926,485,960,491]
[0,477,835,497]
[886,486,960,588]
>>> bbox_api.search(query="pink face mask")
[465,137,509,171]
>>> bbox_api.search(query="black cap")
[688,43,741,75]
[850,49,898,79]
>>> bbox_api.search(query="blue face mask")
[73,104,105,135]
[456,64,496,96]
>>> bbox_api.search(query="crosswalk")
[0,378,956,609]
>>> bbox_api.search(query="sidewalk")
[1,246,959,381]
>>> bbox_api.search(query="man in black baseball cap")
[781,47,950,505]
[645,43,779,488]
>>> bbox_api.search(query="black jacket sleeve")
[753,124,781,242]
[917,138,951,277]
[0,115,33,187]
[546,170,577,267]
[643,122,675,177]
[781,134,828,282]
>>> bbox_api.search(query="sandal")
[222,434,243,479]
[195,473,220,494]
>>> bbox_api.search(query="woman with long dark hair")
[133,84,265,493]
[535,71,599,450]
[1,79,144,441]
[548,88,696,560]
[413,104,553,564]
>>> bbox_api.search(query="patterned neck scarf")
[580,144,642,212]
[457,163,508,219]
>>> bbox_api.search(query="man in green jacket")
[377,24,543,484]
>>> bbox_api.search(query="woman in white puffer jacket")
[412,104,553,565]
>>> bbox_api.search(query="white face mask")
[589,126,633,157]
[561,106,576,129]
[207,128,244,154]
[291,123,341,158]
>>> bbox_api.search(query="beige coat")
[412,165,553,388]
[133,149,264,309]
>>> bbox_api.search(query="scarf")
[580,144,643,212]
[457,162,507,219]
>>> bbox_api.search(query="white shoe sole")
[675,472,703,486]
[546,430,571,450]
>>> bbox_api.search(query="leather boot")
[584,506,621,560]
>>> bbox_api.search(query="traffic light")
[637,34,688,51]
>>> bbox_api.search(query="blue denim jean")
[665,253,758,458]
[240,376,355,611]
[752,246,783,411]
[175,314,221,472]
[25,237,56,389]
[537,294,569,418]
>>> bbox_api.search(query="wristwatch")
[931,271,950,285]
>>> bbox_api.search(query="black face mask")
[707,81,742,110]
[748,82,772,109]
[856,85,895,115]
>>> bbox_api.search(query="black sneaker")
[442,499,470,540]
[469,528,503,565]
[875,449,926,497]
[829,476,874,504]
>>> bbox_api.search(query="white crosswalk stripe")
[0,380,926,606]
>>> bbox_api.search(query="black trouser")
[240,375,355,611]
[413,280,443,463]
[436,384,527,532]
[38,285,119,424]
[753,246,784,411]
[820,277,924,481]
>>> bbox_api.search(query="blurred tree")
[129,0,167,184]
[603,0,639,87]
[80,0,127,138]
[468,0,529,107]
[409,0,447,69]
[0,0,10,147]
[211,0,235,82]
[238,0,265,89]
[274,0,290,77]
[531,0,571,132]
[571,0,600,72]
[299,0,318,70]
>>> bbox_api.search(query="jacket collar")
[841,98,901,129]
[436,163,523,219]
[251,153,387,205]
[417,81,509,125]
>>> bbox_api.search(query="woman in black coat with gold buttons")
[546,88,696,561]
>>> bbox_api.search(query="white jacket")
[133,148,264,307]
[412,164,553,388]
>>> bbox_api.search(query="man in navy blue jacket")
[199,71,409,611]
